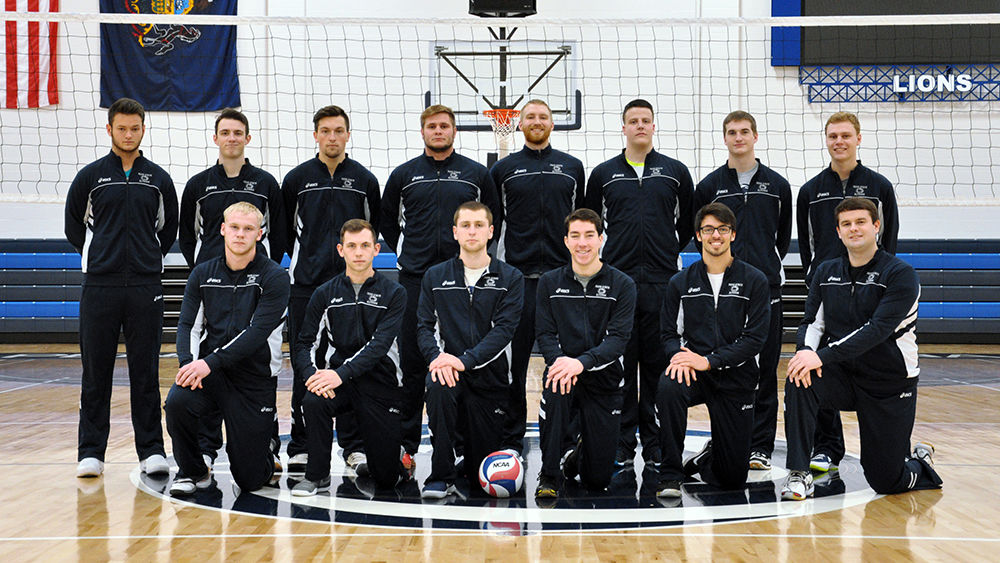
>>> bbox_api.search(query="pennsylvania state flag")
[100,0,240,111]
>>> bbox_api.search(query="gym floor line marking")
[1,532,996,542]
[0,377,70,394]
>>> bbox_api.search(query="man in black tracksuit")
[488,99,586,454]
[179,108,285,268]
[694,111,792,470]
[584,99,694,469]
[535,209,636,499]
[290,219,407,495]
[64,98,177,478]
[782,197,942,500]
[417,202,524,498]
[796,112,899,474]
[381,105,500,467]
[655,203,770,498]
[166,202,289,495]
[179,108,286,465]
[281,106,381,470]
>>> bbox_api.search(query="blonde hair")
[420,104,456,127]
[223,202,263,227]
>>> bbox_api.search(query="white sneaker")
[169,472,213,496]
[781,470,815,501]
[77,457,104,478]
[913,442,935,465]
[140,454,170,476]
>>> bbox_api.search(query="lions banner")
[100,0,239,111]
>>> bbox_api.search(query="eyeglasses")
[699,225,732,236]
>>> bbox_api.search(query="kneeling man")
[166,202,289,495]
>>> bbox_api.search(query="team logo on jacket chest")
[342,178,355,189]
[865,272,880,284]
[727,282,743,295]
[366,292,381,304]
[246,274,259,284]
[756,182,770,192]
[483,276,497,288]
[243,180,257,192]
[137,172,152,184]
[649,167,662,176]
[551,164,563,174]
[852,185,868,196]
[447,170,461,180]
[595,284,610,297]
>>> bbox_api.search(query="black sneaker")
[562,442,580,481]
[614,447,635,467]
[535,475,559,499]
[683,440,712,477]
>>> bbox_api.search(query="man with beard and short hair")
[281,105,381,473]
[381,105,500,475]
[488,99,585,455]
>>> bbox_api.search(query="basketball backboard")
[424,36,582,131]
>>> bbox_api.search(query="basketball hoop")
[483,108,520,158]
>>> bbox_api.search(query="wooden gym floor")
[1,343,998,561]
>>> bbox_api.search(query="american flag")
[2,0,58,109]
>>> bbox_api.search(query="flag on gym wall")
[99,0,240,111]
[2,0,60,109]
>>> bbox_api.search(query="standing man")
[584,98,695,469]
[534,209,636,500]
[290,219,407,495]
[281,105,381,472]
[417,202,524,498]
[381,105,500,473]
[179,108,285,268]
[796,111,899,474]
[489,99,586,455]
[782,197,941,500]
[693,111,792,470]
[654,203,771,498]
[179,108,285,468]
[65,97,177,478]
[165,202,289,495]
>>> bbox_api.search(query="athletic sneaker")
[346,452,370,477]
[421,480,456,499]
[291,476,331,497]
[76,457,104,478]
[913,442,935,465]
[809,453,837,472]
[169,472,213,496]
[534,475,559,499]
[656,479,683,498]
[562,442,580,482]
[287,453,308,473]
[140,454,170,476]
[614,447,635,468]
[749,451,772,471]
[683,440,712,477]
[401,452,416,479]
[781,470,815,501]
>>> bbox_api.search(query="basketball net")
[483,108,520,159]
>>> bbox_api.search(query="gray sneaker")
[291,476,331,497]
[913,442,935,465]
